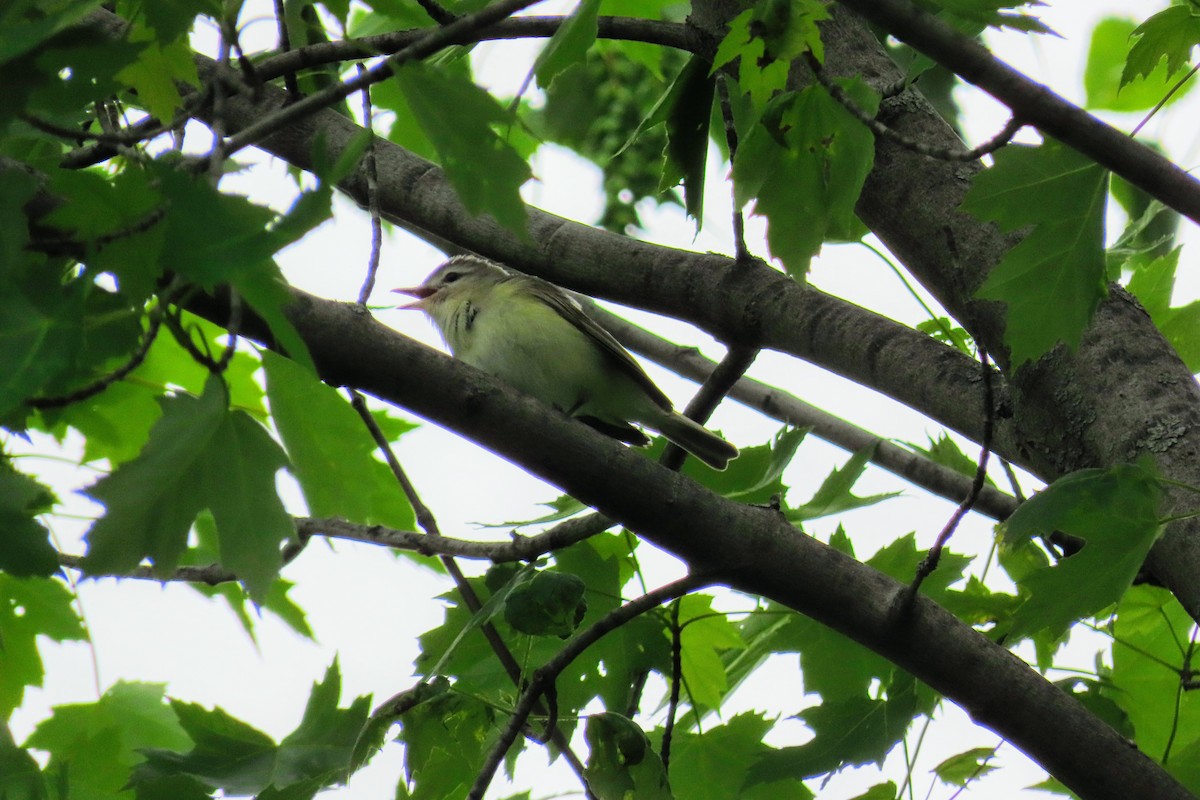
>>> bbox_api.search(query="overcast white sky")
[9,1,1200,798]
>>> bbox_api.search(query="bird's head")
[393,255,508,311]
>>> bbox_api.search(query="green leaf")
[749,671,934,783]
[136,702,277,795]
[552,534,671,713]
[182,513,313,642]
[0,0,107,66]
[933,747,998,786]
[24,682,191,797]
[415,565,534,690]
[391,63,531,233]
[774,611,893,702]
[713,2,829,112]
[867,533,973,605]
[134,0,220,43]
[137,666,372,796]
[916,317,974,354]
[667,714,813,800]
[733,83,877,276]
[663,426,806,505]
[584,713,672,800]
[397,690,500,800]
[116,31,200,121]
[906,433,989,481]
[153,164,327,346]
[1122,6,1200,87]
[533,0,600,89]
[787,443,900,522]
[999,463,1161,641]
[659,55,714,223]
[677,593,743,709]
[503,569,587,637]
[273,660,372,787]
[1085,17,1194,112]
[0,466,58,577]
[0,575,85,718]
[0,274,86,420]
[848,783,898,800]
[1054,678,1132,739]
[1126,249,1200,371]
[0,722,45,800]
[83,374,294,600]
[967,139,1109,364]
[1103,586,1200,768]
[263,351,415,529]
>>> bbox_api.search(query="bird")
[394,255,739,470]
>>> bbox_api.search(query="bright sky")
[10,1,1200,798]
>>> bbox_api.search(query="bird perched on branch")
[395,255,738,470]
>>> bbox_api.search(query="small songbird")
[394,255,738,470]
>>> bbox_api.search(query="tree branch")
[832,0,1200,225]
[252,16,697,82]
[581,297,1020,522]
[185,283,1191,800]
[799,5,1200,621]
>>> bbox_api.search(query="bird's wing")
[520,276,673,411]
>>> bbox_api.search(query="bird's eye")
[443,271,462,284]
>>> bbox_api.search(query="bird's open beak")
[392,285,434,310]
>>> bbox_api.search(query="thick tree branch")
[187,283,1192,800]
[797,6,1200,621]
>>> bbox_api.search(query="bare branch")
[906,349,995,607]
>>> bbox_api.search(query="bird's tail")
[655,412,738,470]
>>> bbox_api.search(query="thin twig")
[417,0,459,25]
[273,0,302,102]
[805,51,1024,162]
[251,16,693,83]
[1000,459,1026,503]
[356,66,383,307]
[70,514,613,586]
[163,309,221,372]
[27,301,167,410]
[716,74,748,261]
[660,598,684,771]
[31,207,167,259]
[905,348,995,605]
[207,22,233,185]
[306,514,610,561]
[58,535,310,584]
[660,344,758,471]
[216,0,546,163]
[214,289,242,373]
[58,88,214,168]
[346,389,596,797]
[468,575,709,800]
[1131,63,1200,138]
